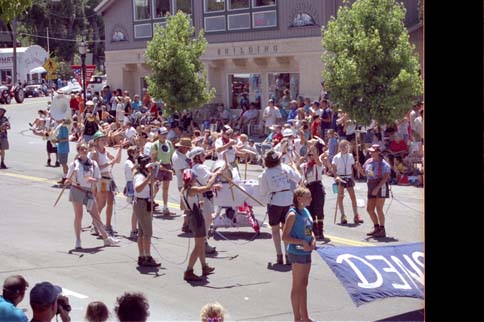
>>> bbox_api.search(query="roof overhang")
[94,0,117,15]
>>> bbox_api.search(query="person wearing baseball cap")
[0,107,10,169]
[0,275,29,322]
[214,125,236,167]
[355,144,391,238]
[29,282,71,322]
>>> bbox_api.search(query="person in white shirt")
[189,147,219,255]
[171,137,193,233]
[133,155,161,267]
[259,150,301,265]
[65,143,120,249]
[214,125,237,166]
[124,121,137,144]
[299,142,326,240]
[331,139,363,225]
[263,99,281,134]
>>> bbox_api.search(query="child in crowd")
[85,301,110,322]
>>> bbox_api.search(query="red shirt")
[390,140,408,153]
[311,120,321,138]
[272,133,283,146]
[70,97,79,110]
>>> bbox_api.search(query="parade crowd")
[0,82,424,321]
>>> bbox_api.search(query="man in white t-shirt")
[124,121,137,143]
[263,99,281,134]
[331,139,363,225]
[214,125,237,166]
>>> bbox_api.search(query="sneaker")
[373,226,386,238]
[129,230,138,241]
[57,178,66,185]
[184,269,203,282]
[137,256,145,266]
[0,162,7,169]
[366,225,380,236]
[340,214,348,225]
[142,256,161,267]
[354,214,364,224]
[202,264,215,275]
[104,236,120,246]
[162,207,170,215]
[205,242,216,255]
[75,240,82,249]
[276,254,284,265]
[54,161,60,167]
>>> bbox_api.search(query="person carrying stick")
[65,143,120,249]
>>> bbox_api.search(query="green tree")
[321,0,422,125]
[0,0,32,23]
[145,11,215,114]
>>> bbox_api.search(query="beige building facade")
[96,0,422,110]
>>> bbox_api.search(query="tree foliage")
[321,0,422,125]
[145,11,215,114]
[17,0,104,65]
[0,0,32,23]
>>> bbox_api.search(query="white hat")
[282,128,294,137]
[158,127,168,135]
[85,100,94,106]
[187,146,205,160]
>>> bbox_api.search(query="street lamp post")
[78,41,87,102]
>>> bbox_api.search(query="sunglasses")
[207,318,222,322]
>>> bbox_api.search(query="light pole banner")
[71,65,96,88]
[316,242,424,306]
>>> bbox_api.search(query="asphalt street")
[0,97,424,321]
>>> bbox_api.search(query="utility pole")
[12,18,17,84]
[47,27,50,55]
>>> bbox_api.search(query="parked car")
[88,75,107,94]
[24,84,44,98]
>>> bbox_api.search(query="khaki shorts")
[134,199,153,239]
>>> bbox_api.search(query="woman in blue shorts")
[282,186,316,322]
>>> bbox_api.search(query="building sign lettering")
[218,45,278,57]
[0,56,13,64]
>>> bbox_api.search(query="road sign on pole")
[43,58,57,74]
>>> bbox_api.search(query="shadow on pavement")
[67,246,105,255]
[213,231,272,241]
[136,265,166,277]
[365,236,400,243]
[376,309,424,322]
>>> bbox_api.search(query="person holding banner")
[355,144,391,238]
[282,186,316,322]
[259,150,301,265]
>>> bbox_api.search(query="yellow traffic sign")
[46,72,58,80]
[43,59,57,73]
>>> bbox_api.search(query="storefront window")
[176,0,192,14]
[267,73,299,108]
[205,0,225,12]
[229,0,249,10]
[253,0,275,7]
[253,10,277,28]
[133,0,151,21]
[228,13,250,30]
[205,16,226,32]
[228,73,261,109]
[0,70,12,84]
[154,0,171,18]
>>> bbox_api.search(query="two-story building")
[95,0,422,110]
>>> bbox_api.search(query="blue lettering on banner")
[316,242,424,306]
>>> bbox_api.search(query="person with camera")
[0,107,11,169]
[332,139,364,225]
[182,168,222,281]
[133,154,161,267]
[0,275,29,322]
[189,147,219,254]
[29,282,71,322]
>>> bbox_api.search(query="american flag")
[72,67,82,85]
